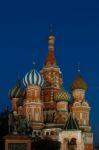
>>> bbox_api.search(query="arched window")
[50,130,55,135]
[34,108,40,121]
[74,102,80,107]
[68,138,77,150]
[82,101,89,107]
[46,132,49,136]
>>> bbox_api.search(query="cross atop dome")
[77,62,80,73]
[32,51,36,69]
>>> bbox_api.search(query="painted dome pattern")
[9,81,25,99]
[71,73,87,91]
[23,69,44,87]
[55,86,70,102]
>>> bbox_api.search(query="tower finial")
[77,62,80,73]
[17,72,20,82]
[33,60,36,68]
[50,24,53,34]
[32,53,36,68]
[45,26,56,66]
[48,24,55,50]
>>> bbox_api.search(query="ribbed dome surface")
[71,73,87,91]
[55,86,70,102]
[23,69,44,87]
[9,81,25,99]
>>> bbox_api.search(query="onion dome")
[23,69,44,87]
[71,73,87,91]
[9,81,25,99]
[55,86,70,102]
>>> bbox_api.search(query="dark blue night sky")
[0,0,98,145]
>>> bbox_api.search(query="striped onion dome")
[9,81,25,99]
[71,73,87,91]
[55,86,70,102]
[23,69,44,87]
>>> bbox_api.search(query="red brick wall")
[84,144,93,150]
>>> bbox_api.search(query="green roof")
[54,85,70,102]
[64,113,79,131]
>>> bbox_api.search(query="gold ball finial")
[17,72,20,82]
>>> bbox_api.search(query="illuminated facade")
[9,32,93,150]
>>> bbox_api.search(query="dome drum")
[73,89,85,101]
[11,98,19,111]
[16,98,24,107]
[57,101,68,112]
[26,85,40,100]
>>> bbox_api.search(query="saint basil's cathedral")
[9,32,93,150]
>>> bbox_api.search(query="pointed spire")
[33,59,36,69]
[48,34,55,50]
[17,73,20,81]
[32,53,36,69]
[17,72,20,84]
[45,26,57,66]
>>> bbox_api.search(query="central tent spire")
[48,33,55,50]
[45,26,57,66]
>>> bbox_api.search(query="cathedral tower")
[71,73,90,131]
[23,69,44,130]
[59,113,84,150]
[71,72,93,150]
[54,85,70,125]
[9,79,25,115]
[41,33,62,124]
[8,32,93,149]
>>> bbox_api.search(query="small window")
[46,132,49,135]
[38,131,41,136]
[34,131,36,135]
[80,113,82,119]
[50,131,55,135]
